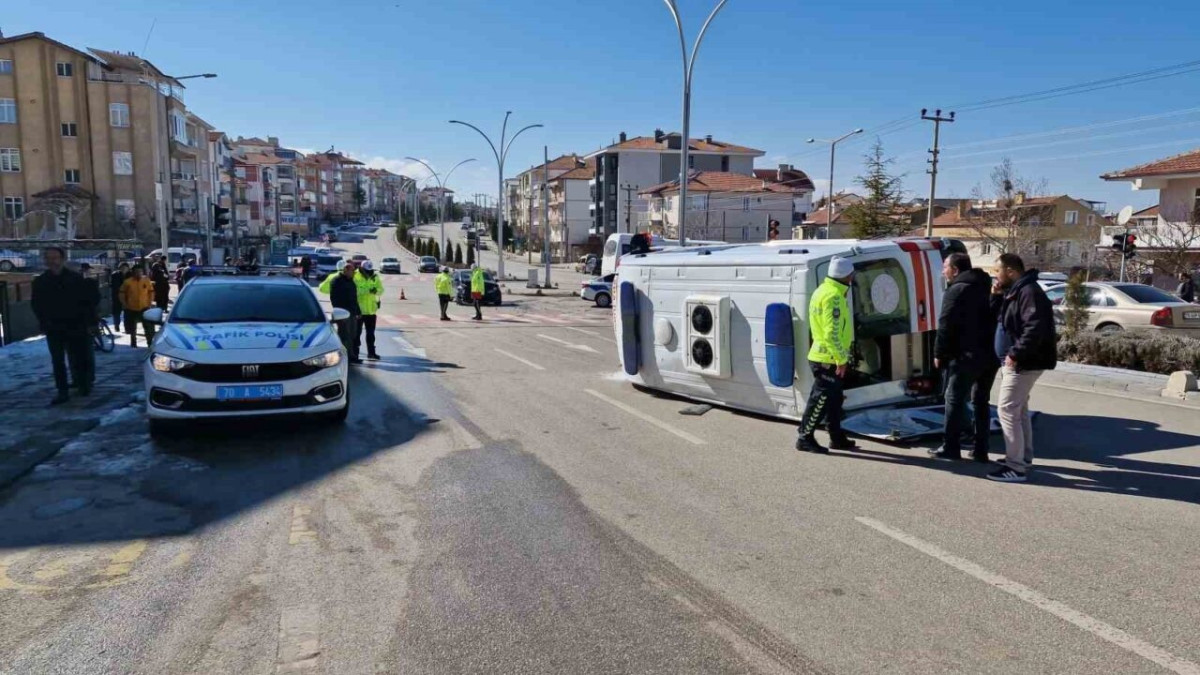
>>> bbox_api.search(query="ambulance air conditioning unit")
[684,295,731,378]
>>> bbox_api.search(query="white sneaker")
[986,467,1027,483]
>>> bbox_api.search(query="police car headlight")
[151,353,195,373]
[302,350,342,368]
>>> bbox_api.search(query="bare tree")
[1129,202,1200,280]
[965,158,1056,267]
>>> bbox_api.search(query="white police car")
[142,271,350,436]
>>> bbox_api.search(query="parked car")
[380,257,402,274]
[351,254,369,265]
[418,256,440,273]
[453,269,502,306]
[576,254,601,276]
[1037,272,1068,290]
[315,254,344,277]
[0,249,30,272]
[1046,282,1200,335]
[581,273,614,308]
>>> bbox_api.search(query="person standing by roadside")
[119,266,156,348]
[76,263,101,389]
[324,261,363,364]
[989,253,1057,483]
[150,256,171,310]
[300,253,312,282]
[435,267,454,321]
[31,247,94,405]
[109,262,129,327]
[796,257,858,454]
[931,253,996,462]
[355,261,383,360]
[1177,271,1195,303]
[470,264,486,321]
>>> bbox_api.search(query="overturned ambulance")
[614,238,957,421]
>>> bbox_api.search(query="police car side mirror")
[331,308,351,322]
[143,307,165,324]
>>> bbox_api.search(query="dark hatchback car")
[418,256,440,273]
[453,270,502,306]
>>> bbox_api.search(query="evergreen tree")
[466,242,476,266]
[845,139,907,239]
[1062,272,1090,338]
[454,243,464,265]
[432,241,441,261]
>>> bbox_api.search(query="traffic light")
[1123,233,1137,260]
[768,219,781,241]
[1111,234,1125,252]
[213,204,231,232]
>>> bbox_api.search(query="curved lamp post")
[449,113,543,279]
[806,128,863,233]
[662,0,729,246]
[404,157,476,261]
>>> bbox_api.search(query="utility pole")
[921,108,955,238]
[543,146,551,287]
[621,183,637,234]
[527,183,534,265]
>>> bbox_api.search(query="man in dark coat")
[328,262,363,364]
[150,256,171,309]
[31,247,94,404]
[931,253,997,462]
[109,262,129,326]
[1177,271,1195,303]
[988,253,1057,483]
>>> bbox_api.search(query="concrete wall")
[1159,178,1200,223]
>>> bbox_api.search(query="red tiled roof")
[550,165,596,182]
[640,171,802,196]
[602,135,763,155]
[753,168,815,192]
[1133,204,1160,217]
[237,153,285,166]
[931,210,967,227]
[1101,148,1200,180]
[804,207,847,226]
[207,131,225,142]
[87,48,176,84]
[235,137,272,147]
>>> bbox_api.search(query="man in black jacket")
[329,262,363,364]
[1177,271,1195,303]
[31,247,94,405]
[931,253,996,461]
[150,256,171,310]
[988,253,1056,483]
[109,262,129,326]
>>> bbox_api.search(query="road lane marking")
[584,389,705,445]
[494,348,545,371]
[276,605,321,672]
[0,551,53,592]
[527,313,570,324]
[289,505,317,545]
[99,540,148,578]
[391,335,427,358]
[537,333,599,354]
[565,326,616,344]
[855,517,1200,675]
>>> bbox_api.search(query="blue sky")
[10,0,1200,212]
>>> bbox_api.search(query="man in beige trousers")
[988,253,1057,483]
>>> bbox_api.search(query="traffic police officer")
[797,256,859,454]
[470,264,486,321]
[434,267,454,321]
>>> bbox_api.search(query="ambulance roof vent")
[778,248,809,255]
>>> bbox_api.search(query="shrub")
[454,243,463,265]
[1057,332,1200,375]
[1061,273,1090,338]
[466,243,475,266]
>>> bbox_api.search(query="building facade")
[639,171,801,243]
[547,163,595,261]
[586,130,764,237]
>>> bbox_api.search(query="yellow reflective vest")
[807,277,853,366]
[470,268,485,294]
[355,270,383,315]
[434,272,454,296]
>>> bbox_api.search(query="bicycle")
[93,318,116,353]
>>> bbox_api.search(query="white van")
[148,247,204,272]
[614,238,952,420]
[600,233,724,278]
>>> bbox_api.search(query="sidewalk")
[0,334,146,488]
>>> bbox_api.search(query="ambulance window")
[851,259,910,338]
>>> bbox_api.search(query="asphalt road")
[1,225,1198,674]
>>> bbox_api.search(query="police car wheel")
[594,292,611,308]
[325,391,350,424]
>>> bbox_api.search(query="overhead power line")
[935,136,1200,172]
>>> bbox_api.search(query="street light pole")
[662,0,730,246]
[807,128,863,234]
[404,157,476,262]
[450,113,543,280]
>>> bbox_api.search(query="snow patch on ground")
[603,370,632,382]
[32,405,205,478]
[99,404,142,427]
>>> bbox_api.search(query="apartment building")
[206,130,234,237]
[585,130,764,237]
[510,154,585,247]
[0,31,213,245]
[639,171,803,243]
[547,163,595,261]
[340,156,365,218]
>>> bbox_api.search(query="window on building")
[688,155,695,168]
[980,242,992,255]
[1194,188,1200,214]
[1027,216,1042,227]
[0,98,16,124]
[1087,214,1095,227]
[3,197,23,220]
[113,151,133,175]
[61,122,78,137]
[0,148,20,172]
[721,156,729,172]
[64,169,81,184]
[742,196,751,211]
[115,199,135,221]
[1064,210,1078,225]
[109,103,130,127]
[0,60,13,75]
[56,62,74,77]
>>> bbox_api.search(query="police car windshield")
[170,283,325,324]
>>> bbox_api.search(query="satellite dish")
[1116,205,1134,226]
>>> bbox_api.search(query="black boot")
[829,435,858,450]
[50,390,70,406]
[796,435,828,454]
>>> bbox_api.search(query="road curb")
[1039,361,1200,409]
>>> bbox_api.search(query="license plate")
[217,384,284,401]
[1185,311,1200,321]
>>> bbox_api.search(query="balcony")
[171,172,198,181]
